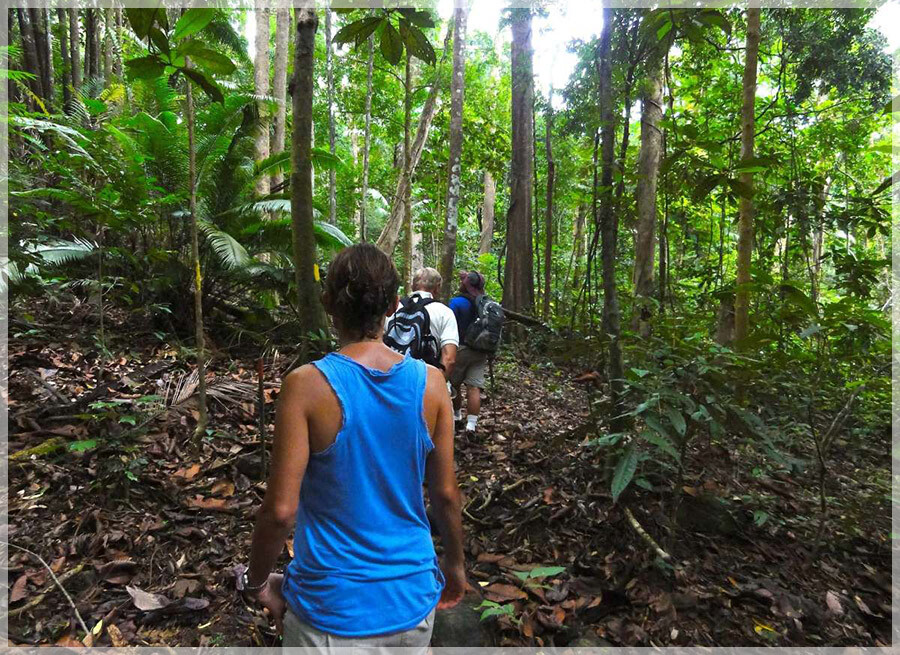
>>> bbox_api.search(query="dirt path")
[7,324,890,646]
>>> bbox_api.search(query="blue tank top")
[282,351,444,637]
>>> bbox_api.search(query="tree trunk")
[57,9,72,108]
[272,7,290,189]
[185,59,208,438]
[733,7,761,346]
[69,9,81,95]
[478,170,496,255]
[360,26,375,241]
[88,8,101,81]
[632,53,663,336]
[597,7,624,426]
[39,10,53,105]
[440,6,467,299]
[502,8,535,314]
[16,10,41,104]
[376,23,453,255]
[325,9,337,225]
[542,97,555,320]
[291,9,329,342]
[103,8,113,85]
[114,9,123,80]
[27,9,50,103]
[84,9,94,81]
[402,53,413,288]
[569,202,587,294]
[254,7,271,197]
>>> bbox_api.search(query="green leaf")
[125,55,166,81]
[380,20,404,65]
[656,20,673,41]
[148,26,170,54]
[780,284,818,317]
[630,368,650,378]
[119,415,137,425]
[665,406,687,437]
[399,8,436,28]
[528,566,566,579]
[182,67,224,103]
[172,8,216,41]
[695,10,731,36]
[315,221,354,248]
[638,428,679,461]
[125,7,166,40]
[334,16,383,48]
[69,439,98,452]
[200,221,252,269]
[882,94,899,114]
[635,478,654,491]
[692,174,722,202]
[611,444,638,503]
[179,41,236,75]
[401,22,436,65]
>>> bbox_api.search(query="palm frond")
[26,237,98,265]
[199,221,252,270]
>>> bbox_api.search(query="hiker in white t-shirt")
[384,267,458,380]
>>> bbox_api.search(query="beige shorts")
[450,346,488,389]
[283,607,434,649]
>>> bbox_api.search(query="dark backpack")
[463,294,504,353]
[383,295,443,368]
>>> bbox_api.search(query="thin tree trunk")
[291,9,328,342]
[69,9,81,95]
[402,53,413,288]
[632,54,663,336]
[185,59,208,439]
[84,9,93,82]
[376,23,453,255]
[542,96,555,320]
[502,8,535,314]
[114,9,123,80]
[272,8,290,189]
[28,9,50,103]
[733,7,761,346]
[597,7,624,427]
[16,10,41,103]
[325,9,336,225]
[57,9,72,108]
[440,6,467,299]
[478,170,496,255]
[254,7,271,197]
[103,8,113,85]
[360,27,375,241]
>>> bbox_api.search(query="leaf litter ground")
[7,306,890,646]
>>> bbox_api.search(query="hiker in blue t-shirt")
[449,271,489,434]
[239,244,466,647]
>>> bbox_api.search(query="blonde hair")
[412,267,442,293]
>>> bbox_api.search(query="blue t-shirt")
[449,295,478,340]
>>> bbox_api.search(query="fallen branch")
[624,507,671,561]
[24,369,70,405]
[9,437,65,462]
[4,543,89,637]
[8,562,86,618]
[502,307,553,331]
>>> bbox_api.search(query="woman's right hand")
[437,562,466,610]
[252,573,287,633]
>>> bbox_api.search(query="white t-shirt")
[385,291,459,349]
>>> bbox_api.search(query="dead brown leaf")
[484,583,527,602]
[10,574,28,603]
[210,480,235,497]
[98,559,137,585]
[126,585,170,611]
[107,623,127,647]
[185,495,229,511]
[173,464,201,481]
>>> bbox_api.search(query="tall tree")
[16,10,41,103]
[733,7,761,345]
[439,6,468,300]
[56,9,71,108]
[103,8,113,84]
[254,7,271,197]
[184,58,207,437]
[69,9,81,94]
[291,9,328,341]
[28,9,52,105]
[325,9,337,225]
[360,28,375,241]
[478,170,496,255]
[402,52,413,287]
[272,8,290,189]
[542,95,556,320]
[502,8,535,314]
[597,7,624,425]
[114,9,123,80]
[632,51,664,336]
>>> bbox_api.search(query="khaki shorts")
[283,607,434,650]
[450,346,488,389]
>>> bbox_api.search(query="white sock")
[454,409,462,422]
[466,415,479,431]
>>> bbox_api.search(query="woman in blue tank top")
[239,244,466,647]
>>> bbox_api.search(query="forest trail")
[8,303,890,647]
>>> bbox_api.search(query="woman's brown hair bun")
[322,243,400,340]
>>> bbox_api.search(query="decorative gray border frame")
[1,0,896,651]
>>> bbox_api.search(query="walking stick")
[257,357,267,479]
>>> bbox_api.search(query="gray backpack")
[464,295,504,353]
